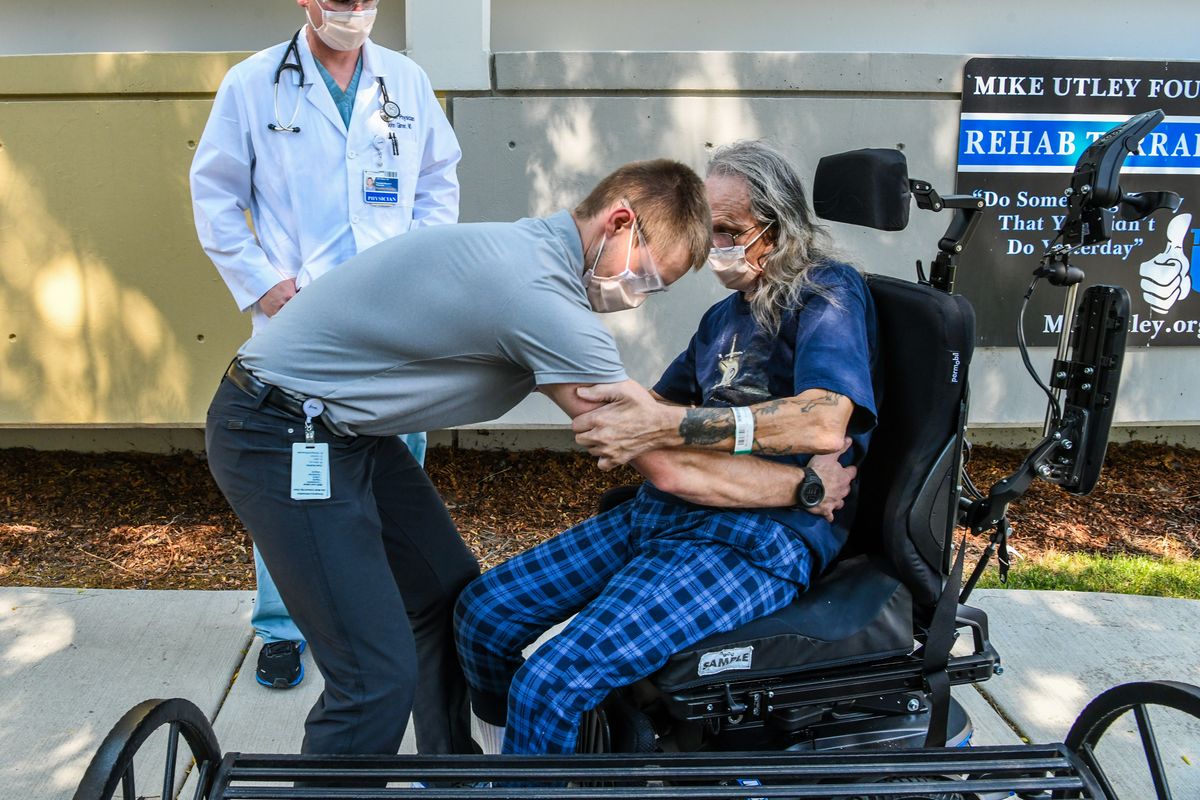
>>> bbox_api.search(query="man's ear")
[603,204,636,237]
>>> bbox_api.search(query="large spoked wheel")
[72,698,222,800]
[1064,680,1200,800]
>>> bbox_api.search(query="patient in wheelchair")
[454,140,880,755]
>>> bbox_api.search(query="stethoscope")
[268,30,305,133]
[268,28,402,134]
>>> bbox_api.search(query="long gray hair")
[707,140,840,334]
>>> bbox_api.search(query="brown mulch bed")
[1,443,1197,590]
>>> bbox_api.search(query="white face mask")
[310,1,377,51]
[582,206,666,313]
[707,221,774,292]
[583,232,648,313]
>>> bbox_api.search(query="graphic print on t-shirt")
[714,335,743,388]
[708,328,773,407]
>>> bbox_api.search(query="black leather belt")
[224,359,307,419]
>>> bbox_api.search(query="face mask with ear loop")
[708,221,775,292]
[310,0,377,51]
[583,204,666,313]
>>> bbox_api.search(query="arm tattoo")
[679,407,736,445]
[799,391,842,413]
[758,393,844,453]
[755,399,785,417]
[753,437,791,456]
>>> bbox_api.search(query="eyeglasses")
[711,222,772,250]
[611,199,666,294]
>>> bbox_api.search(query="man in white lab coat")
[188,0,463,744]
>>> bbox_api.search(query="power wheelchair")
[574,112,1173,761]
[74,110,1200,799]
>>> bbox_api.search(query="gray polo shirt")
[238,211,627,436]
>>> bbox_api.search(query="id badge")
[291,442,331,500]
[364,170,399,205]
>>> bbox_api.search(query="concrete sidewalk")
[2,587,1198,798]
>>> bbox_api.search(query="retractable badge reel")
[291,398,330,500]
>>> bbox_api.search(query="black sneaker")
[256,640,305,689]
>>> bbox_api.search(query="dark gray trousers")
[205,377,480,756]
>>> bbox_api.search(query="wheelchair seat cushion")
[651,555,913,693]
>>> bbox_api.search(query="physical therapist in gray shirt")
[206,159,739,759]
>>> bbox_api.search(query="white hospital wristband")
[732,406,754,455]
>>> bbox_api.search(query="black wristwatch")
[794,467,825,509]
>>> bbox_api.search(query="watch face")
[800,481,824,507]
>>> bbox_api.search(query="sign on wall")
[955,57,1200,346]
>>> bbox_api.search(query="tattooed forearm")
[678,392,845,451]
[679,407,736,445]
[798,391,842,413]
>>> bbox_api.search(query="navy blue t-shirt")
[651,261,879,572]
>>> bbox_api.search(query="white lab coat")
[190,29,461,333]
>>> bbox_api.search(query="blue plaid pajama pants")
[454,485,813,754]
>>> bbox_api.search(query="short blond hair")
[575,159,711,271]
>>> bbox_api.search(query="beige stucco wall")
[0,54,251,426]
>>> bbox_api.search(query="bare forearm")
[632,450,802,508]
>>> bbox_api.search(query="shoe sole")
[256,660,304,689]
[255,641,306,689]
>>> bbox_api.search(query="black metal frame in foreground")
[208,746,1105,798]
[75,683,1200,800]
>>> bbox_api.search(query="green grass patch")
[976,552,1200,599]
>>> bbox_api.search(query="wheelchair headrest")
[812,149,911,232]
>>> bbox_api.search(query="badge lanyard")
[291,398,330,500]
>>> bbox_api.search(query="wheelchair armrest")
[955,602,997,667]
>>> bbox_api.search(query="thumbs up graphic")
[1139,213,1192,314]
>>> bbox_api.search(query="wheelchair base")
[782,694,973,752]
[638,694,973,756]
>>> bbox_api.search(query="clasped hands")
[572,382,857,521]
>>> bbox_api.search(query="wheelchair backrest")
[851,276,974,609]
[812,149,976,610]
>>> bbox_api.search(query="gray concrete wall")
[18,0,1187,63]
[490,0,1197,60]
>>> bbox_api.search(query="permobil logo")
[698,646,754,677]
[950,351,961,384]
